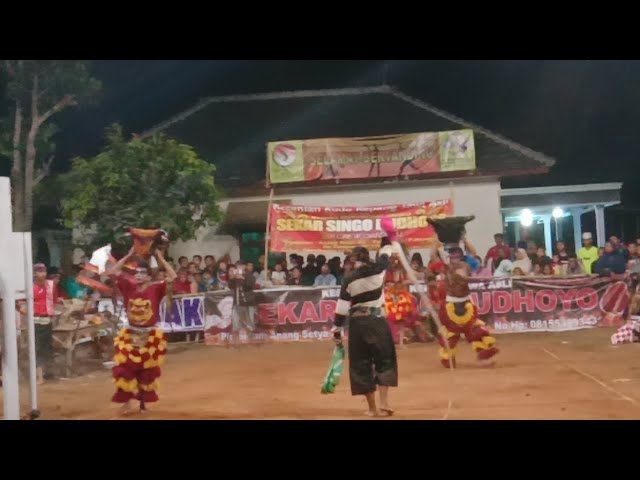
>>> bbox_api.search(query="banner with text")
[158,276,631,342]
[269,200,453,252]
[469,276,630,334]
[268,130,476,184]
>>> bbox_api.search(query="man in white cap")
[577,232,599,274]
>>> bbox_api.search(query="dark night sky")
[6,60,640,204]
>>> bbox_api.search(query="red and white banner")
[268,200,453,252]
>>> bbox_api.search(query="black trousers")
[348,314,398,395]
[35,323,54,368]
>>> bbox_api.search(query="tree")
[58,125,224,250]
[0,60,101,231]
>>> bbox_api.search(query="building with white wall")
[142,85,556,262]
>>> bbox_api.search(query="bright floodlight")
[552,207,564,219]
[520,209,534,227]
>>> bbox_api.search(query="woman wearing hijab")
[512,248,532,275]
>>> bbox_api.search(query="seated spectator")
[192,255,203,269]
[314,264,337,286]
[271,263,287,286]
[256,268,273,288]
[542,263,554,276]
[494,257,513,277]
[536,247,553,266]
[174,269,197,294]
[287,267,304,286]
[512,267,525,276]
[64,265,89,299]
[471,256,492,277]
[566,256,584,275]
[532,264,542,276]
[512,248,532,275]
[593,241,627,276]
[202,270,217,290]
[154,269,167,282]
[552,255,565,275]
[194,271,209,293]
[178,256,189,269]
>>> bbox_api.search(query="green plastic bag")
[321,343,345,394]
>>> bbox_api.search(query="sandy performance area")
[4,328,640,420]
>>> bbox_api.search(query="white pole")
[0,275,20,420]
[23,233,39,418]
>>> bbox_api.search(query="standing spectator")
[532,264,542,276]
[178,256,189,269]
[484,233,512,270]
[341,261,354,283]
[228,261,256,342]
[302,254,318,285]
[245,261,256,280]
[216,261,229,289]
[287,267,304,286]
[192,255,203,269]
[64,265,89,299]
[204,255,216,270]
[271,263,287,286]
[33,263,59,384]
[315,255,327,270]
[314,264,337,286]
[593,242,626,276]
[556,241,571,264]
[542,263,554,276]
[526,241,539,262]
[577,232,599,274]
[256,255,266,275]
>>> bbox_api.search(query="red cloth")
[33,280,57,317]
[116,277,167,327]
[173,281,192,295]
[486,245,512,263]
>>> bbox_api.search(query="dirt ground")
[4,328,640,420]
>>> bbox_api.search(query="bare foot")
[379,407,394,417]
[118,402,134,416]
[477,359,496,368]
[364,410,378,417]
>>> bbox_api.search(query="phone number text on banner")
[269,200,453,252]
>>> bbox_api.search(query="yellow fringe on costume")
[445,302,475,325]
[139,381,159,392]
[472,336,496,352]
[438,347,458,360]
[113,328,167,368]
[114,377,138,392]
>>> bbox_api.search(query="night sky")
[5,60,640,205]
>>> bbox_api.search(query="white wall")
[169,204,240,262]
[171,178,504,262]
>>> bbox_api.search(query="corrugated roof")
[142,86,555,188]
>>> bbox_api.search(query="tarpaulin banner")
[268,130,476,184]
[469,275,630,334]
[269,200,453,252]
[158,276,631,341]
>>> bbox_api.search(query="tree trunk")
[10,98,25,232]
[22,73,40,233]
